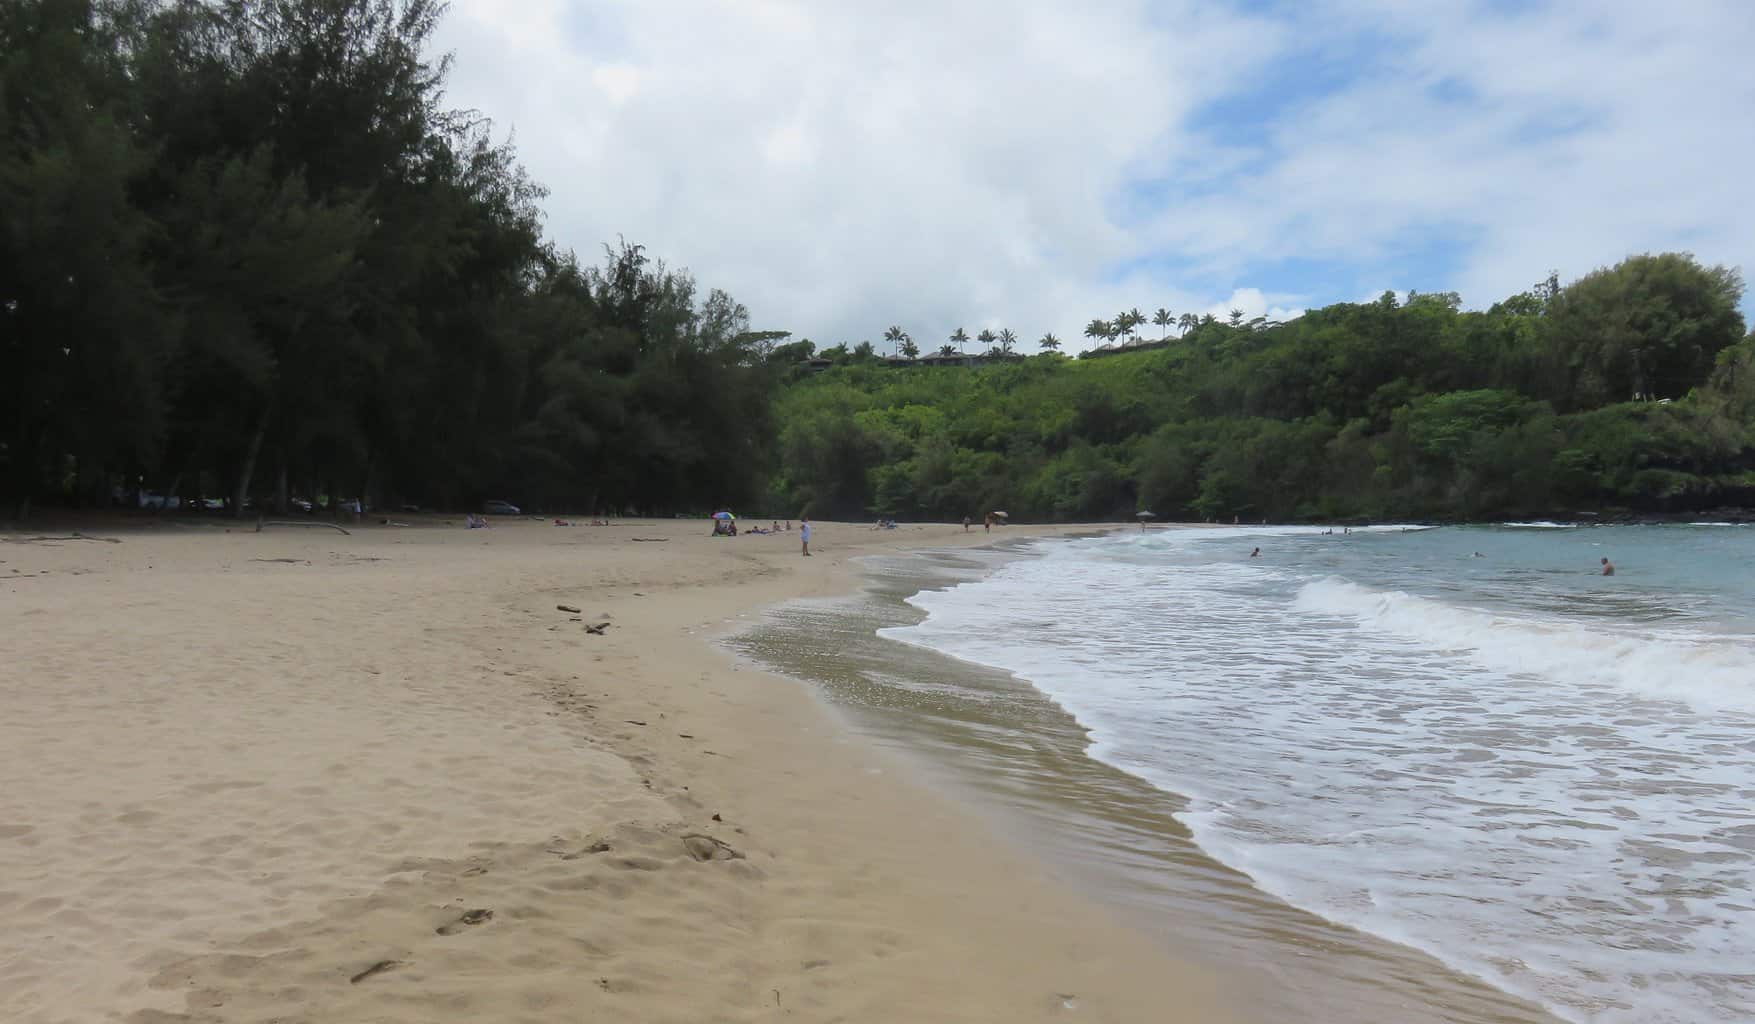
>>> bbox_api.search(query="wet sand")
[0,516,1235,1024]
[729,544,1565,1024]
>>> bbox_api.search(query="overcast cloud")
[431,0,1755,352]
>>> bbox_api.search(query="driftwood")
[584,621,610,635]
[556,604,582,614]
[348,959,405,984]
[630,537,668,543]
[255,519,351,535]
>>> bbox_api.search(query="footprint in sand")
[436,908,494,935]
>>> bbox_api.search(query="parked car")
[483,500,521,515]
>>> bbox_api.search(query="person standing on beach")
[1601,556,1615,576]
[801,517,812,557]
[963,515,971,532]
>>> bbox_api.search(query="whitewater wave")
[1292,578,1755,714]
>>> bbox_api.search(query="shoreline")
[729,537,1563,1024]
[1,517,1233,1023]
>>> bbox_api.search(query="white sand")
[0,518,1237,1023]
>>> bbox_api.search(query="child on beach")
[800,517,812,557]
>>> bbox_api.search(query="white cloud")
[431,1,1755,352]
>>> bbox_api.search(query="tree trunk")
[274,460,289,516]
[232,405,270,518]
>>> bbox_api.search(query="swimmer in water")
[1250,547,1261,558]
[1601,556,1614,576]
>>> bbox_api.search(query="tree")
[1084,319,1110,346]
[0,0,782,519]
[997,328,1017,354]
[938,344,957,357]
[899,335,919,360]
[977,328,997,353]
[1545,253,1745,409]
[883,324,905,356]
[1,0,168,515]
[1178,313,1199,335]
[1039,332,1061,352]
[1153,308,1174,340]
[950,326,969,354]
[1227,308,1246,327]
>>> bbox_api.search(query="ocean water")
[879,524,1755,1024]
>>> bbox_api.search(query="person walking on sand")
[1601,556,1615,576]
[800,517,812,557]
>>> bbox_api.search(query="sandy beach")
[0,516,1236,1024]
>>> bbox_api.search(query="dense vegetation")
[772,257,1754,522]
[5,2,1751,524]
[2,0,777,518]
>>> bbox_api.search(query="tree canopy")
[2,0,776,517]
[771,259,1751,522]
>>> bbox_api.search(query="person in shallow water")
[1601,556,1615,576]
[1250,547,1261,558]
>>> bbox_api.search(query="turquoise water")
[883,524,1755,1023]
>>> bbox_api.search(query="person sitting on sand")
[466,513,487,529]
[1601,556,1615,576]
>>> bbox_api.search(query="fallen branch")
[349,959,405,985]
[556,604,582,614]
[257,519,351,536]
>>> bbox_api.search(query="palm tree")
[1227,308,1245,327]
[1177,312,1198,336]
[883,325,905,356]
[1084,319,1110,346]
[900,336,919,360]
[997,328,1017,354]
[1039,332,1061,353]
[950,327,969,354]
[1152,308,1173,340]
[938,343,957,357]
[976,328,997,353]
[1114,309,1142,345]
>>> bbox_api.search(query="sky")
[431,0,1755,353]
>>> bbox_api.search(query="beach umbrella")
[712,511,735,520]
[1136,510,1157,519]
[990,510,1009,519]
